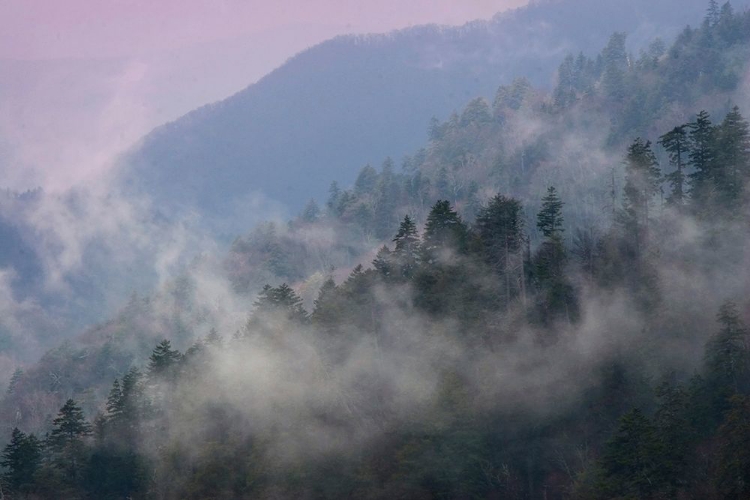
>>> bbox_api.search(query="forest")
[3,2,750,499]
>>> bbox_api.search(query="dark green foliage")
[475,195,526,309]
[537,186,565,238]
[421,200,467,262]
[1,428,41,494]
[597,409,666,498]
[6,6,750,499]
[658,125,689,206]
[688,110,718,207]
[391,215,420,280]
[620,138,661,254]
[252,283,309,324]
[715,395,750,499]
[705,301,749,392]
[713,106,750,211]
[148,339,182,380]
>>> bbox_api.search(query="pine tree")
[421,200,467,263]
[597,409,666,498]
[707,0,721,26]
[688,111,717,208]
[372,245,393,278]
[533,187,577,325]
[311,276,341,333]
[705,301,748,392]
[1,428,42,494]
[715,395,750,498]
[354,164,379,196]
[653,380,693,493]
[601,32,629,100]
[50,399,92,448]
[658,125,689,206]
[106,379,123,420]
[253,283,309,323]
[536,186,564,238]
[300,199,320,223]
[620,138,661,260]
[475,195,526,309]
[392,215,420,279]
[713,106,750,211]
[147,339,182,380]
[48,399,92,487]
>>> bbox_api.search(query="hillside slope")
[122,0,724,228]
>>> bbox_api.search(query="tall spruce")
[620,138,661,260]
[688,111,717,207]
[1,428,41,494]
[475,195,526,309]
[421,200,467,263]
[658,125,689,206]
[392,215,420,279]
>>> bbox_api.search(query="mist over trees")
[2,2,750,499]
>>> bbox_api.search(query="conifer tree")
[598,409,665,498]
[658,125,689,206]
[715,395,750,498]
[311,276,342,333]
[713,106,750,210]
[688,111,717,207]
[536,187,565,238]
[620,138,661,260]
[48,399,92,487]
[532,187,578,325]
[392,215,420,279]
[421,200,467,263]
[1,428,41,494]
[372,245,393,278]
[475,195,526,309]
[705,301,748,392]
[252,283,309,325]
[147,339,182,380]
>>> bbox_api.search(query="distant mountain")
[123,0,740,231]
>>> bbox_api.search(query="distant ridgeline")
[4,3,750,499]
[121,0,724,228]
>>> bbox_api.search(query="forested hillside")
[3,2,750,499]
[121,0,727,229]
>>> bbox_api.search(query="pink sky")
[2,0,526,60]
[0,1,526,192]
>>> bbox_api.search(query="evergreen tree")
[147,339,182,380]
[253,283,309,323]
[1,428,42,494]
[372,245,393,278]
[392,215,420,280]
[653,381,693,493]
[688,111,717,207]
[713,106,750,211]
[475,195,526,309]
[597,409,666,498]
[620,138,661,260]
[705,301,748,392]
[48,399,92,488]
[311,276,342,334]
[601,32,629,100]
[300,199,321,223]
[326,181,342,217]
[715,395,750,499]
[354,164,378,196]
[536,186,565,237]
[421,200,467,263]
[658,125,689,206]
[707,0,721,26]
[532,188,578,325]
